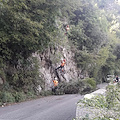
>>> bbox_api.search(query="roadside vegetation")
[0,77,96,106]
[55,78,96,95]
[77,83,120,120]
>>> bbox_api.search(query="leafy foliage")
[79,84,120,119]
[0,0,58,103]
[54,78,96,95]
[0,0,58,64]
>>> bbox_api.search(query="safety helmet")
[63,59,66,62]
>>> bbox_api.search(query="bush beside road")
[76,82,120,120]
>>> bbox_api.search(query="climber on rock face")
[65,25,70,35]
[55,59,66,72]
[53,78,58,87]
[52,78,58,93]
[66,25,70,32]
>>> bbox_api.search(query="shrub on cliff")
[55,78,96,95]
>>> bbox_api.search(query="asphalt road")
[0,94,83,120]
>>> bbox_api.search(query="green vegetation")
[54,78,96,95]
[0,0,120,105]
[67,0,120,82]
[78,84,120,119]
[0,0,58,104]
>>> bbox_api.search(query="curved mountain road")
[0,83,107,120]
[0,94,83,120]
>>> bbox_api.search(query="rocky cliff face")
[33,44,83,90]
[32,16,89,91]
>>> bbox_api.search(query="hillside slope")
[1,0,120,104]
